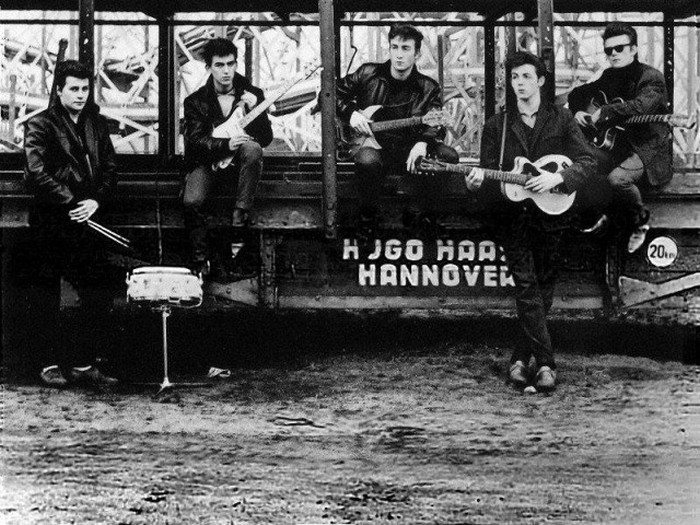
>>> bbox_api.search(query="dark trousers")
[353,142,459,214]
[495,211,566,369]
[588,148,647,227]
[183,141,263,260]
[27,213,115,371]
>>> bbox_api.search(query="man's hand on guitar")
[229,134,252,152]
[240,92,257,111]
[350,111,374,137]
[574,111,595,128]
[464,168,484,191]
[524,172,564,193]
[406,142,428,174]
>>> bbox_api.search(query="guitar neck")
[237,83,291,128]
[622,114,671,125]
[370,116,424,133]
[442,163,529,186]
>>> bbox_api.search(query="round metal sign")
[646,236,678,268]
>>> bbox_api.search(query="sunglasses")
[604,43,631,56]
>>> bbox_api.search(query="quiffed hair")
[603,22,638,46]
[506,51,548,78]
[55,60,91,90]
[388,24,424,52]
[201,38,238,67]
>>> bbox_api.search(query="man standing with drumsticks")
[23,60,120,388]
[182,38,273,277]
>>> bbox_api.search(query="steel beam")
[537,0,555,102]
[319,0,338,239]
[484,20,496,120]
[78,0,95,72]
[158,16,178,165]
[663,13,675,112]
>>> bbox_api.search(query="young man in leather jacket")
[23,60,119,388]
[336,24,458,236]
[568,22,672,253]
[182,38,273,276]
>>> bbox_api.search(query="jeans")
[495,211,566,369]
[183,141,263,260]
[27,212,115,370]
[353,142,459,214]
[607,152,647,226]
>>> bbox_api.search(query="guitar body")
[212,104,248,170]
[336,105,385,160]
[583,90,694,152]
[500,155,576,215]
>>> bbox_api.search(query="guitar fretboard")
[623,114,678,125]
[370,116,424,133]
[443,163,530,186]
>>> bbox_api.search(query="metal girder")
[537,0,555,103]
[484,20,496,120]
[319,0,338,240]
[158,16,177,164]
[620,273,700,307]
[663,14,675,112]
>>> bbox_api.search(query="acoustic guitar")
[418,154,576,216]
[583,90,695,152]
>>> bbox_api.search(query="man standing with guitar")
[465,52,595,391]
[335,24,458,235]
[183,38,273,276]
[568,22,672,253]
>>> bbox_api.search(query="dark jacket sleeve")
[558,109,597,193]
[336,66,366,122]
[23,116,75,206]
[184,96,231,163]
[567,80,599,115]
[242,83,273,148]
[598,68,667,127]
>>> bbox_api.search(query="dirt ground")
[2,320,700,525]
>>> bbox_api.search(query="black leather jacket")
[336,60,445,148]
[23,103,117,207]
[184,74,273,167]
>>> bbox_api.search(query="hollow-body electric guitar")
[584,90,694,152]
[211,64,321,171]
[336,106,450,160]
[418,154,576,215]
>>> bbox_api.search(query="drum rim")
[131,266,195,275]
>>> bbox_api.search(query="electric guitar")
[583,90,695,151]
[211,64,321,171]
[418,154,576,216]
[336,106,451,160]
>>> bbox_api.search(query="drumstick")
[87,220,131,248]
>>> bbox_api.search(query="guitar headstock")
[417,156,450,173]
[421,109,451,128]
[669,114,697,129]
[301,61,323,79]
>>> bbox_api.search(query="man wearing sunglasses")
[568,22,672,253]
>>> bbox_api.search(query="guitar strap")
[498,111,508,171]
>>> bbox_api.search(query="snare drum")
[126,266,203,307]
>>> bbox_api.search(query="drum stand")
[152,304,209,399]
